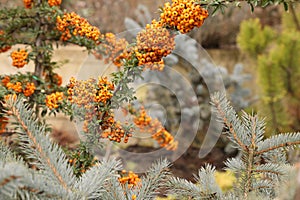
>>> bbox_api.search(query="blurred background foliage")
[237,4,300,135]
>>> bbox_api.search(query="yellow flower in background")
[214,170,236,192]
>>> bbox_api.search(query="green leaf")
[283,2,288,11]
[250,3,254,12]
[41,109,47,117]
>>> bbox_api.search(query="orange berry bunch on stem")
[2,76,36,97]
[1,76,10,87]
[132,106,178,150]
[68,77,114,107]
[118,170,141,188]
[7,82,23,93]
[133,106,151,128]
[56,12,101,42]
[10,49,28,68]
[94,77,114,104]
[135,26,175,71]
[48,0,61,7]
[0,45,11,53]
[150,119,178,150]
[93,0,208,71]
[159,0,209,33]
[67,77,104,133]
[101,119,131,143]
[23,82,36,97]
[45,92,64,110]
[67,77,132,143]
[94,33,130,67]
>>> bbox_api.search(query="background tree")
[237,4,300,134]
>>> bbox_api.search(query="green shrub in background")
[237,6,300,134]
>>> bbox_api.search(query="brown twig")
[0,175,21,187]
[255,141,300,155]
[290,4,300,31]
[214,100,248,152]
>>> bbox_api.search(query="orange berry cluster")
[133,106,178,150]
[1,76,10,87]
[48,0,61,7]
[159,0,209,34]
[45,92,64,110]
[135,25,175,71]
[23,0,32,8]
[151,119,178,150]
[6,82,23,93]
[101,120,131,143]
[23,82,36,97]
[67,77,102,135]
[133,106,151,128]
[94,77,114,104]
[97,33,130,67]
[67,77,76,102]
[68,77,114,106]
[67,77,131,143]
[0,45,11,53]
[10,49,28,68]
[100,112,132,143]
[2,76,36,97]
[56,12,101,42]
[0,30,11,53]
[118,170,141,188]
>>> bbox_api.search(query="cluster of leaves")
[63,142,97,177]
[199,0,297,15]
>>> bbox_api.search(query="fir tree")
[167,92,300,199]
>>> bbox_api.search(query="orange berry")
[10,49,28,68]
[23,0,32,8]
[23,82,36,97]
[48,0,61,7]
